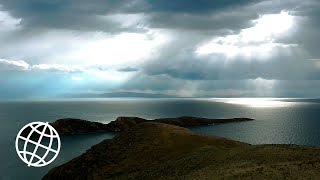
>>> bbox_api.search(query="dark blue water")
[0,98,320,179]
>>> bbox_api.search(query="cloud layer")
[0,0,320,98]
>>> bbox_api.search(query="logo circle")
[15,122,61,167]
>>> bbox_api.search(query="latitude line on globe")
[28,123,48,167]
[18,136,58,153]
[18,151,46,164]
[28,125,59,138]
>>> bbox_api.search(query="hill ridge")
[43,122,320,179]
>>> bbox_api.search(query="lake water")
[0,98,320,179]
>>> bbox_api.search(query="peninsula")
[49,116,254,135]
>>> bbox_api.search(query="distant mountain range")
[65,91,177,98]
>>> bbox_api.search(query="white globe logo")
[15,122,61,167]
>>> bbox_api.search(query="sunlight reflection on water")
[211,98,297,108]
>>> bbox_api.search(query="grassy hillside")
[43,123,320,179]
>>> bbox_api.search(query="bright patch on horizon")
[215,98,295,108]
[71,76,84,81]
[196,11,296,58]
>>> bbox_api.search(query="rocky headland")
[49,116,254,135]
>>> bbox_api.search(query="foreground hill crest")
[43,122,320,179]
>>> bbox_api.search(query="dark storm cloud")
[145,0,260,13]
[147,11,257,32]
[293,2,320,58]
[0,0,146,32]
[117,67,138,72]
[0,0,262,32]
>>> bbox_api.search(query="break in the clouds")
[0,0,320,99]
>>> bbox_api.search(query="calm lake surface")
[0,98,320,179]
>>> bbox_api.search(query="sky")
[0,0,320,99]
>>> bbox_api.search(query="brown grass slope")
[43,122,320,180]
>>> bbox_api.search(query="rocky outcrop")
[105,117,147,131]
[50,118,110,135]
[48,116,253,135]
[43,122,320,179]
